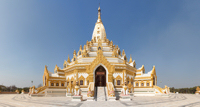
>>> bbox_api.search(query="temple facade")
[32,6,169,98]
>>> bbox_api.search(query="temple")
[30,6,169,100]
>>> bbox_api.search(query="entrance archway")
[95,66,106,87]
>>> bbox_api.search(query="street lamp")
[31,81,33,87]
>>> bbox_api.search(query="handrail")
[106,82,115,97]
[36,86,47,94]
[154,86,163,94]
[87,82,94,97]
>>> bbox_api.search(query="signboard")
[97,72,105,75]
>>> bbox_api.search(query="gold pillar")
[123,70,127,83]
[89,73,94,82]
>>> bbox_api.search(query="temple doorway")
[95,66,106,87]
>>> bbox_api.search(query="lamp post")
[31,81,33,87]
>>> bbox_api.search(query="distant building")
[196,87,200,95]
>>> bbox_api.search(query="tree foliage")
[170,86,199,94]
[0,85,29,93]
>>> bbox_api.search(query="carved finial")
[67,55,71,63]
[79,45,82,50]
[64,60,67,64]
[110,40,113,45]
[63,60,67,68]
[122,49,125,56]
[73,50,76,55]
[84,45,86,50]
[54,65,59,73]
[103,36,106,42]
[129,55,133,63]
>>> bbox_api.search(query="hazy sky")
[0,1,200,88]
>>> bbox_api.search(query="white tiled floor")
[0,94,199,107]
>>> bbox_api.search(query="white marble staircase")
[96,87,107,101]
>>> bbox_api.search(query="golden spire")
[44,65,48,73]
[55,64,58,70]
[97,5,101,22]
[129,55,133,63]
[67,55,71,63]
[152,65,156,74]
[141,65,145,72]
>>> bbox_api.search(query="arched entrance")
[95,66,106,87]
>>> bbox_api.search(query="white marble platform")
[0,94,200,107]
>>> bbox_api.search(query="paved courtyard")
[0,94,200,107]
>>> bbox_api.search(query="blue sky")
[0,1,200,88]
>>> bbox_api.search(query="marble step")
[96,87,107,101]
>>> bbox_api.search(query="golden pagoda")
[33,6,168,98]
